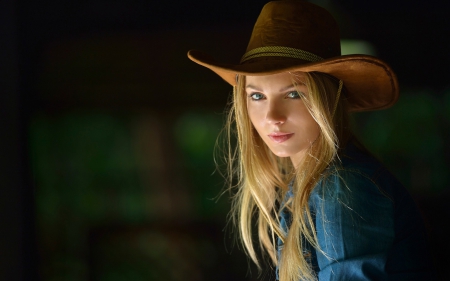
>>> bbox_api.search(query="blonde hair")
[221,71,350,281]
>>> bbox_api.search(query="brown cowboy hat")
[188,0,399,112]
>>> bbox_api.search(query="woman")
[188,1,435,280]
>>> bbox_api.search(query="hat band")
[240,46,324,63]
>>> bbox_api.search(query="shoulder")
[309,143,400,221]
[310,167,395,220]
[313,141,407,203]
[315,166,390,198]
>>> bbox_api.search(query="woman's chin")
[271,150,292,158]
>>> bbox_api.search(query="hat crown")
[246,0,341,61]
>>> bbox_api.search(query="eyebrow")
[279,84,298,92]
[245,84,298,92]
[245,84,263,91]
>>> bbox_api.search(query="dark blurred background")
[1,0,449,280]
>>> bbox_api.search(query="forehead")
[245,72,306,90]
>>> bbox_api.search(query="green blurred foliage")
[30,110,230,281]
[30,111,143,225]
[173,110,228,218]
[353,89,449,194]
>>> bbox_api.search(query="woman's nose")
[266,102,287,124]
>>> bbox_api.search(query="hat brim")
[188,50,399,112]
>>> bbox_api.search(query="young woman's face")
[245,72,320,166]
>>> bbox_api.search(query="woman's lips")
[268,133,294,143]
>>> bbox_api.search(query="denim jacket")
[276,142,436,280]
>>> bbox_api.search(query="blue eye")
[249,93,265,100]
[287,91,302,99]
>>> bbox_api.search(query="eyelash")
[248,93,265,100]
[248,91,303,101]
[286,91,302,99]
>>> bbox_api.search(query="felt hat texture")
[188,0,399,112]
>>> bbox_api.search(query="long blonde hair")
[221,71,350,281]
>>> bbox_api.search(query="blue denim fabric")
[276,142,436,280]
